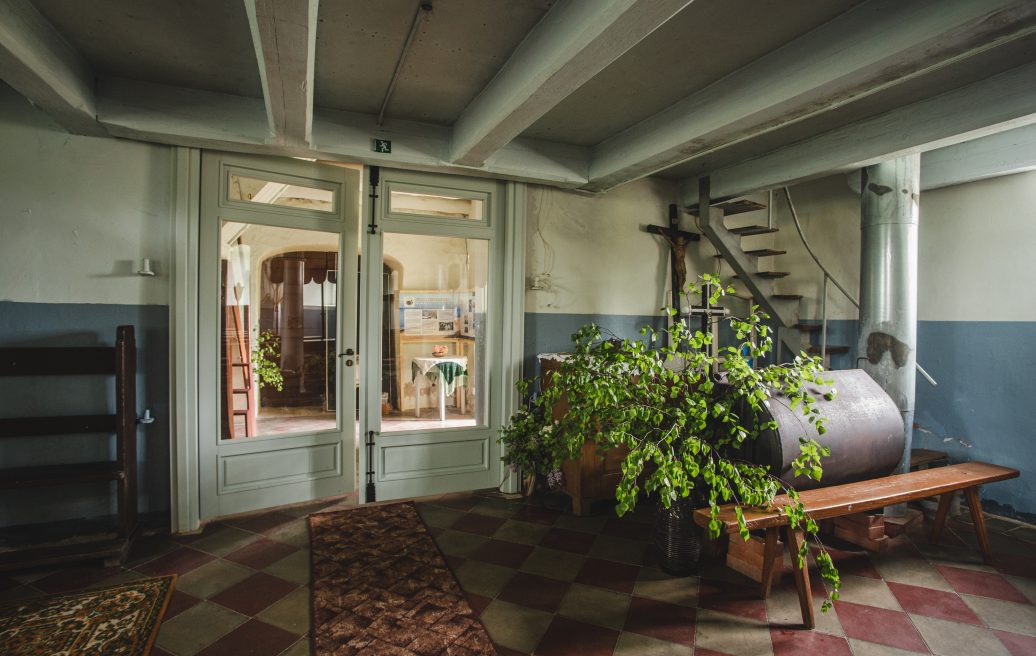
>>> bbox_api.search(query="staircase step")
[688,199,766,217]
[232,409,249,416]
[793,323,822,332]
[807,345,850,355]
[232,387,251,393]
[744,249,786,257]
[756,271,789,279]
[772,294,803,301]
[728,225,779,236]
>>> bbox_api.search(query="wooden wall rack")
[0,325,138,570]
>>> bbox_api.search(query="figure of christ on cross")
[646,204,700,316]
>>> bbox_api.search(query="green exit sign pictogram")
[371,138,392,154]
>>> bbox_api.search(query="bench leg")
[964,486,994,564]
[930,492,955,544]
[760,527,779,598]
[785,527,815,629]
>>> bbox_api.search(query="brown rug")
[310,502,496,655]
[0,575,175,656]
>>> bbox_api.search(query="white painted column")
[858,155,920,516]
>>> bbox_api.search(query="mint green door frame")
[359,169,526,501]
[196,152,360,520]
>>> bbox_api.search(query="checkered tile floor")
[0,492,1034,655]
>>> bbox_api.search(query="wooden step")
[232,387,252,393]
[744,249,786,257]
[232,409,249,416]
[772,294,802,301]
[0,462,126,489]
[793,323,822,332]
[756,271,789,279]
[807,345,850,355]
[688,199,766,217]
[231,362,251,367]
[0,414,116,438]
[0,347,115,376]
[0,537,130,571]
[729,225,779,236]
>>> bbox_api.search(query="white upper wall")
[772,177,862,321]
[766,169,1036,323]
[918,169,1036,322]
[525,176,710,317]
[0,84,174,306]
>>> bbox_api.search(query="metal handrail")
[782,187,937,387]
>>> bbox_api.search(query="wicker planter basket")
[652,494,705,576]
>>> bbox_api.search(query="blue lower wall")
[525,312,1036,519]
[523,312,666,379]
[913,321,1036,521]
[0,301,170,527]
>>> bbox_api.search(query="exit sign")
[371,138,392,154]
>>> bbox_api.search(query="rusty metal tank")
[744,369,905,490]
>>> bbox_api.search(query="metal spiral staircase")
[688,195,849,366]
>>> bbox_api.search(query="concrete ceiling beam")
[98,78,272,151]
[447,0,692,168]
[245,0,318,147]
[586,0,1036,193]
[920,122,1036,190]
[678,61,1036,207]
[95,77,591,188]
[0,0,106,136]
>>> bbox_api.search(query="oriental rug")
[0,574,175,656]
[310,502,496,655]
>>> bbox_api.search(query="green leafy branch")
[251,330,284,391]
[498,273,842,611]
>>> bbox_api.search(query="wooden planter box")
[540,354,629,515]
[727,533,784,584]
[561,441,629,516]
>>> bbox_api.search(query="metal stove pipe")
[858,155,920,515]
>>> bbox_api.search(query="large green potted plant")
[500,274,841,609]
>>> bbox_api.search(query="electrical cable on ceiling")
[377,1,433,126]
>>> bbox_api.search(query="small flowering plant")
[499,402,565,490]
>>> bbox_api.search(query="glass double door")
[199,153,359,519]
[197,160,511,516]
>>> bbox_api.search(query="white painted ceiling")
[7,0,1036,197]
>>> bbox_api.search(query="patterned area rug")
[310,502,496,655]
[0,575,175,656]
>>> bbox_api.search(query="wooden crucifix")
[646,204,700,316]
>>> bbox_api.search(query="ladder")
[221,263,257,438]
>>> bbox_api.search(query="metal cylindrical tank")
[745,369,905,490]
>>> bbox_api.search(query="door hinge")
[367,166,380,235]
[365,430,377,502]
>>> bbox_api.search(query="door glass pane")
[381,233,488,431]
[220,221,340,439]
[389,190,484,221]
[228,173,335,212]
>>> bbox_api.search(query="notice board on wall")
[399,291,481,337]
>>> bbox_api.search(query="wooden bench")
[694,461,1019,629]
